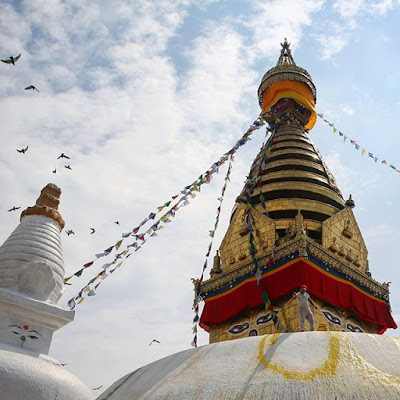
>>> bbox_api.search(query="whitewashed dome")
[0,184,65,304]
[0,344,93,400]
[98,332,400,400]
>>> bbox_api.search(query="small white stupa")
[0,183,93,400]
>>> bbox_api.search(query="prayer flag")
[262,291,271,310]
[350,140,356,145]
[139,217,149,226]
[191,335,197,348]
[115,240,123,250]
[83,261,94,269]
[362,149,366,156]
[355,144,360,150]
[68,299,76,309]
[368,153,374,159]
[193,314,199,323]
[104,246,114,255]
[95,252,105,258]
[151,232,158,237]
[95,282,101,290]
[87,290,96,296]
[78,298,85,304]
[132,226,140,234]
[148,212,156,220]
[382,160,387,164]
[122,232,131,238]
[75,269,84,277]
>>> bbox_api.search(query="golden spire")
[276,38,296,66]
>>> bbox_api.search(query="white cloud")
[333,0,365,19]
[245,0,324,59]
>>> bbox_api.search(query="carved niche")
[219,203,276,273]
[322,208,368,274]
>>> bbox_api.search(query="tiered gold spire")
[198,40,395,343]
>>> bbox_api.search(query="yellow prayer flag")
[115,239,123,250]
[78,298,85,304]
[333,128,337,134]
[362,149,366,156]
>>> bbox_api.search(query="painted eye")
[228,322,250,334]
[11,331,20,335]
[256,314,273,325]
[322,311,341,326]
[28,335,38,340]
[346,323,363,332]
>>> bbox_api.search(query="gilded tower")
[198,40,396,343]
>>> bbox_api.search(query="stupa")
[0,184,93,399]
[98,40,399,399]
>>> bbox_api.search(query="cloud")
[245,0,324,59]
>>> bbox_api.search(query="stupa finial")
[276,38,296,66]
[21,183,65,229]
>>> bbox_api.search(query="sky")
[1,0,400,394]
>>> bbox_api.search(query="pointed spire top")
[276,38,296,66]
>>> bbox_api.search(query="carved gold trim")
[199,235,389,300]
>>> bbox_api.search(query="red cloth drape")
[199,259,396,334]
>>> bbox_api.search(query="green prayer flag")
[87,289,96,296]
[74,269,84,277]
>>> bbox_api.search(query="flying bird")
[1,54,21,65]
[64,165,72,170]
[25,85,39,92]
[92,385,103,391]
[114,221,120,225]
[57,153,70,159]
[90,228,95,234]
[149,339,160,346]
[16,146,28,154]
[66,230,75,236]
[52,168,56,174]
[7,206,21,212]
[60,363,68,367]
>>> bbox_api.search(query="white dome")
[98,332,400,400]
[0,344,93,400]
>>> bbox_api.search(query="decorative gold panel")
[322,208,368,274]
[218,203,276,273]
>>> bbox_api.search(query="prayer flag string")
[67,112,269,309]
[191,157,234,347]
[317,114,400,173]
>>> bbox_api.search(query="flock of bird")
[3,54,76,214]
